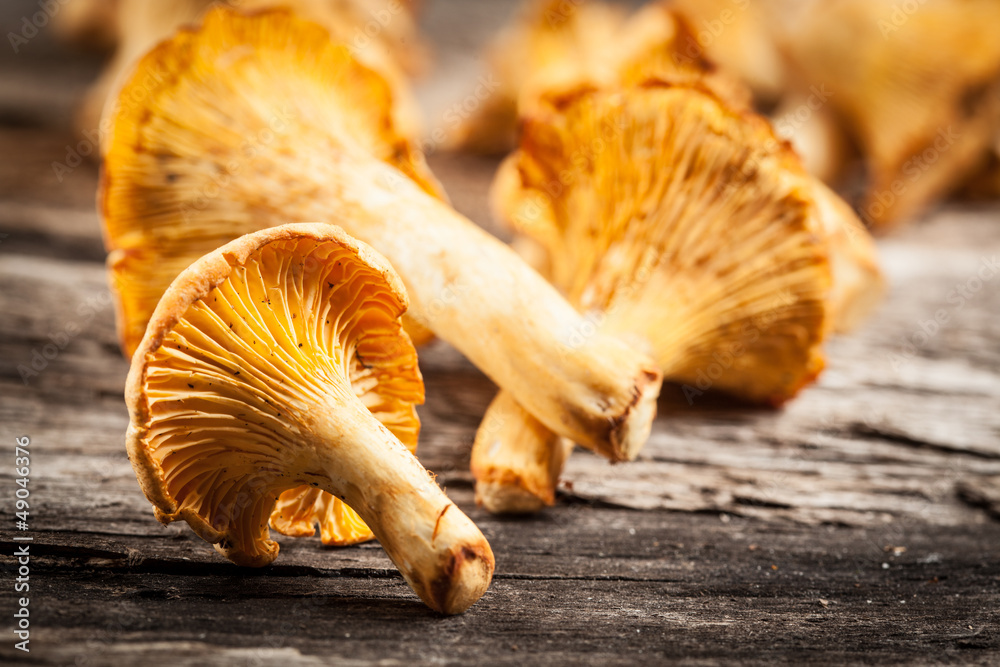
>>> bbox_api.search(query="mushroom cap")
[612,2,752,111]
[126,223,423,566]
[670,0,790,104]
[784,0,1000,228]
[496,81,832,404]
[76,0,428,152]
[101,6,443,358]
[450,0,744,154]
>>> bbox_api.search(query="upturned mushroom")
[472,81,881,513]
[75,0,427,154]
[126,223,493,614]
[102,8,661,468]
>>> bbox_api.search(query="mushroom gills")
[473,83,841,513]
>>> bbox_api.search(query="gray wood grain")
[0,0,999,664]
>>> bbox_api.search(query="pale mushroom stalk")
[102,8,662,464]
[127,223,493,614]
[280,395,492,614]
[312,159,661,462]
[471,391,573,512]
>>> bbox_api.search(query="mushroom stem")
[302,391,493,615]
[315,160,662,462]
[471,390,574,513]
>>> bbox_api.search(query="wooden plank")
[1,0,999,663]
[2,513,999,665]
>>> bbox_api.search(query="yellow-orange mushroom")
[473,81,882,513]
[126,223,492,614]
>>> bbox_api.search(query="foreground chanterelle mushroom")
[126,223,493,614]
[102,9,661,465]
[471,81,882,513]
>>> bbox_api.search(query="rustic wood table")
[1,1,999,665]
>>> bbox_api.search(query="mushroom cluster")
[103,6,661,465]
[437,0,882,512]
[101,3,893,613]
[104,6,665,613]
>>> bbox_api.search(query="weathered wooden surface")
[2,1,1000,665]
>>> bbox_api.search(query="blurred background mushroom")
[774,0,1000,230]
[447,0,1000,231]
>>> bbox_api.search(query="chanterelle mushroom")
[102,8,661,465]
[780,0,1000,229]
[75,0,427,156]
[472,81,877,513]
[126,223,493,614]
[449,0,747,154]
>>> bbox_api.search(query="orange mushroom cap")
[101,7,443,359]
